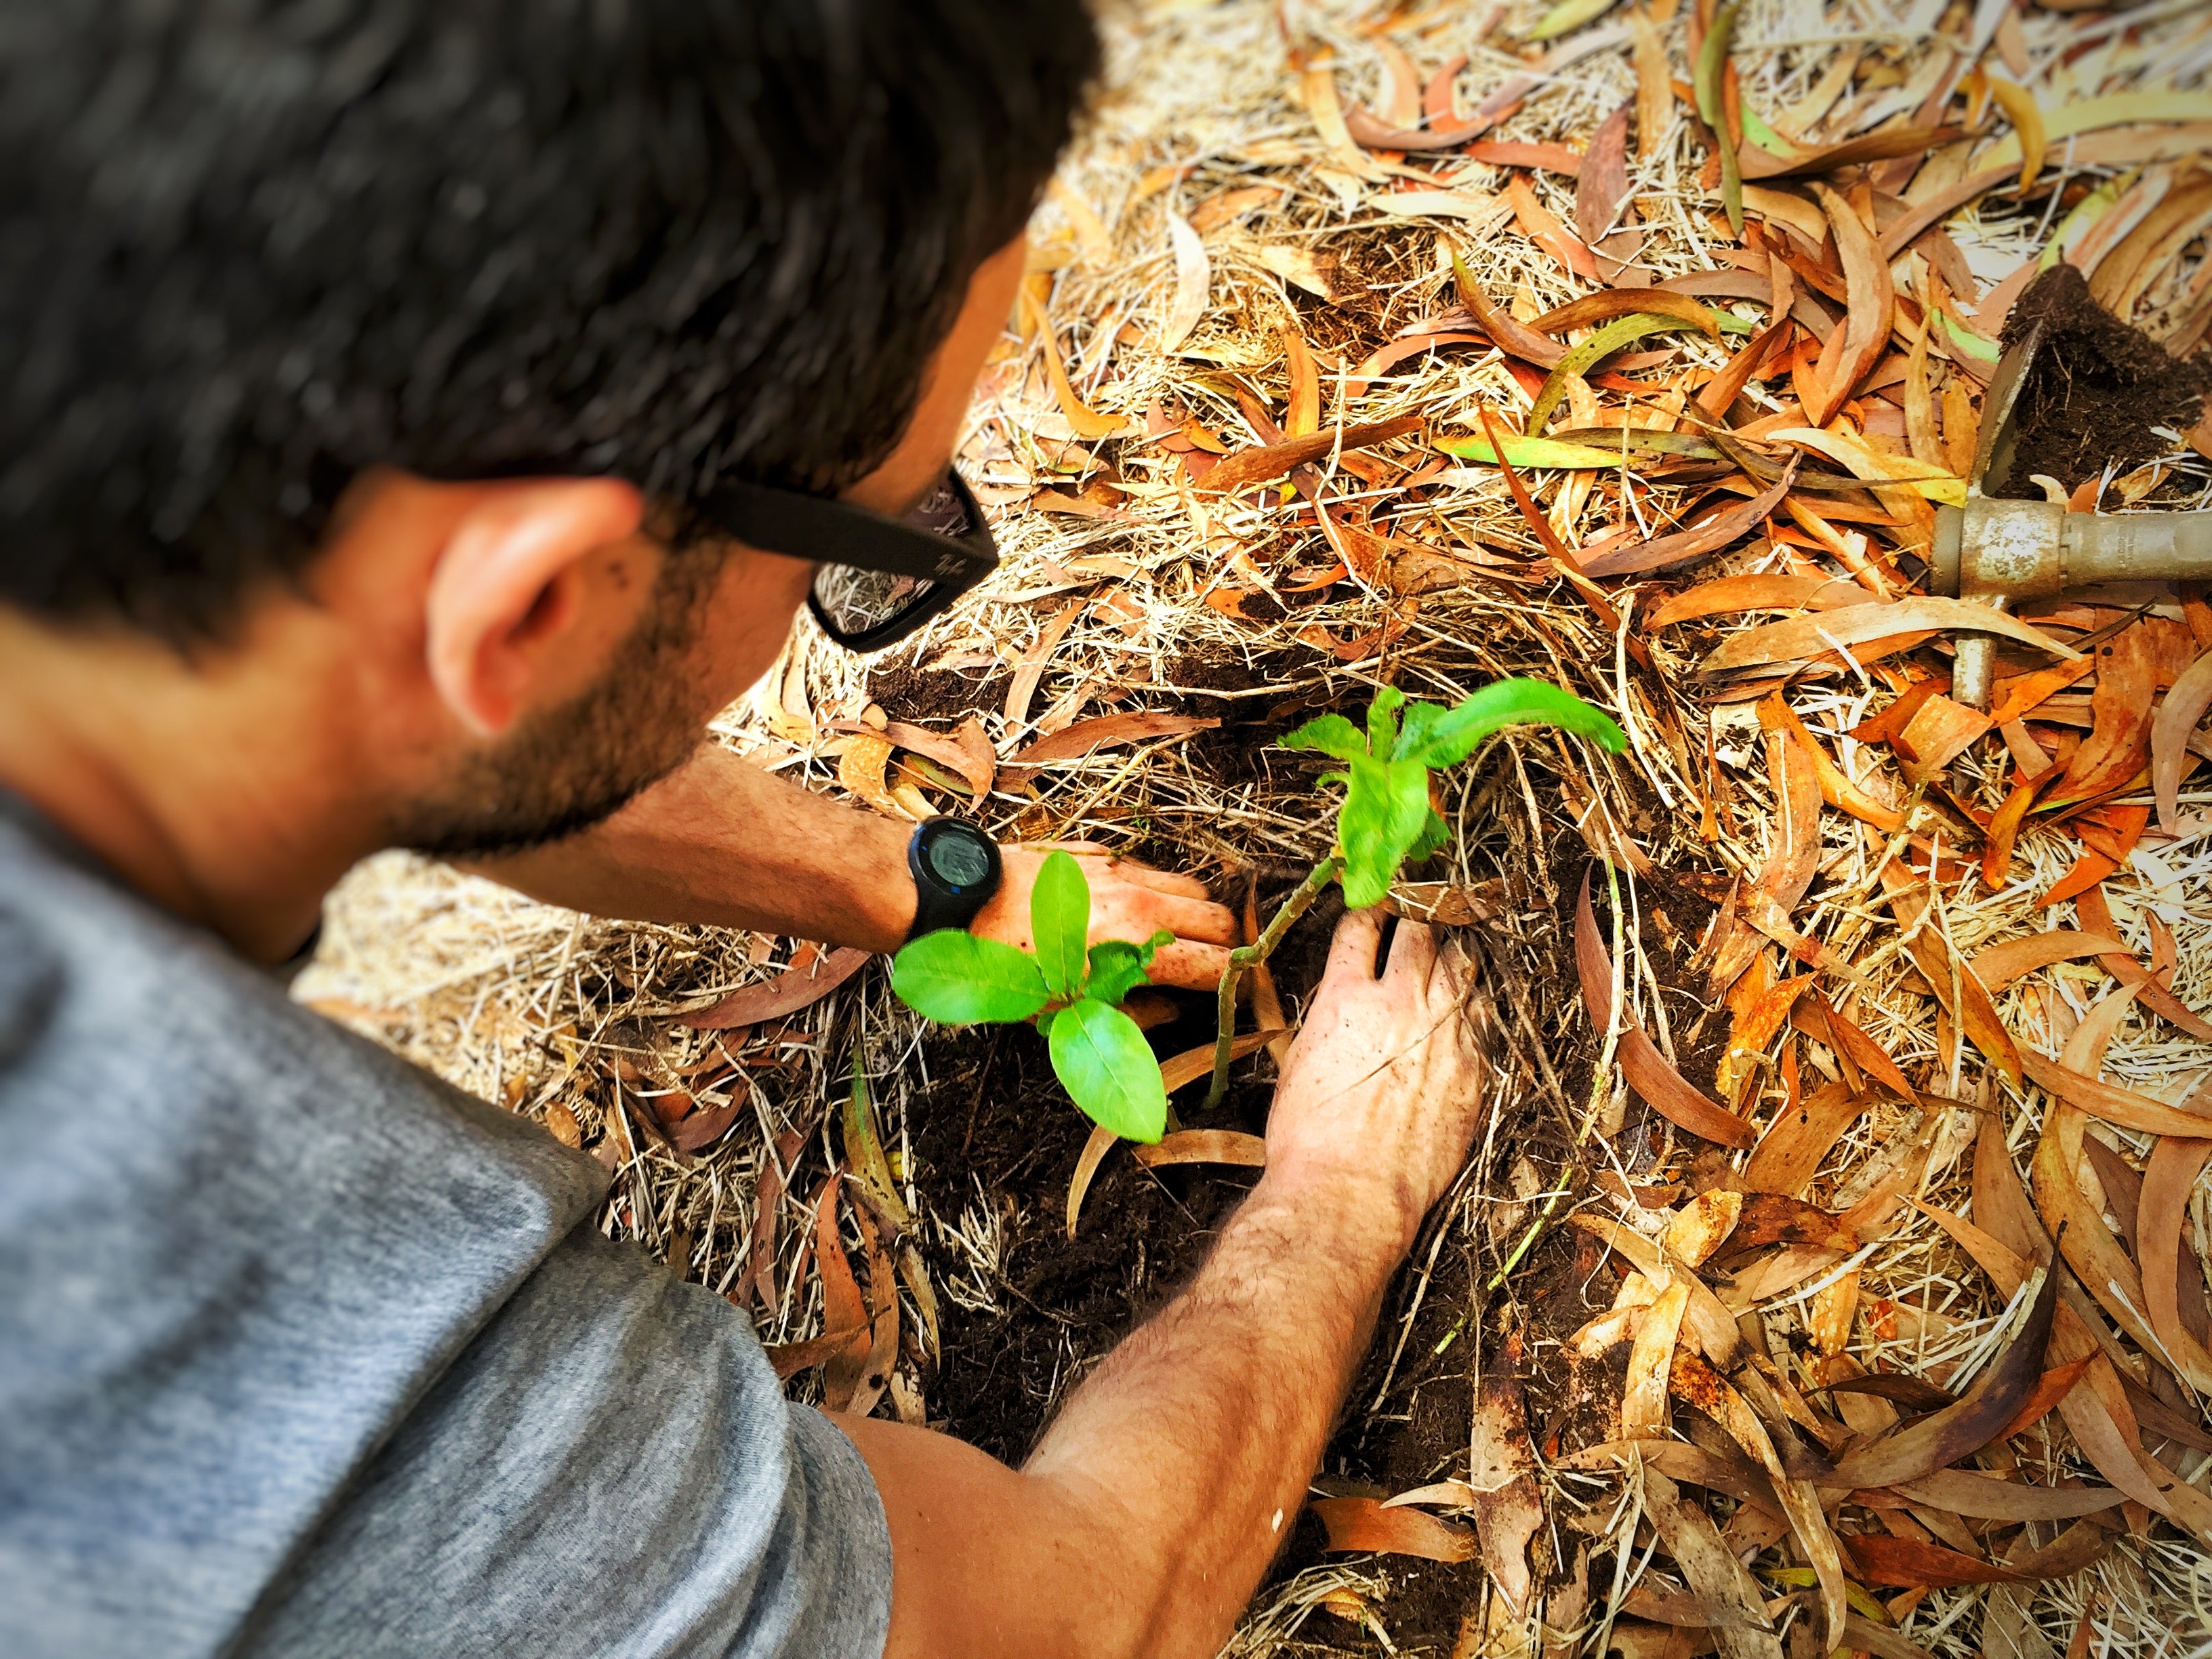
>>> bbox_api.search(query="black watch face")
[927,830,993,890]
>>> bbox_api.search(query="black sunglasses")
[701,468,1000,653]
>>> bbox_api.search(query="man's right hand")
[1260,908,1487,1255]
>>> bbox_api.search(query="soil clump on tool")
[1994,264,2209,495]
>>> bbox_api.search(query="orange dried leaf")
[1065,1122,1118,1240]
[2142,1137,2212,1401]
[1530,287,1721,339]
[1020,288,1131,438]
[1743,1084,1866,1203]
[1580,466,1796,579]
[1988,1354,2097,1444]
[1896,694,1994,785]
[1758,693,1906,832]
[1696,314,1795,423]
[2034,850,2117,909]
[1842,1536,2023,1589]
[1988,653,2098,726]
[1280,325,1319,439]
[1967,930,2131,994]
[1803,182,1895,425]
[1450,248,1567,369]
[1849,679,1942,747]
[2053,623,2158,802]
[1827,1267,2057,1489]
[1195,414,1423,495]
[2153,647,2212,833]
[1470,1334,1544,1612]
[1010,712,1220,768]
[1313,1497,1477,1562]
[1132,1129,1267,1169]
[1719,973,1812,1098]
[1730,1192,1857,1252]
[679,945,872,1031]
[814,1175,874,1410]
[1758,718,1824,907]
[1505,173,1600,281]
[764,1321,874,1382]
[1647,573,1864,628]
[1980,762,2061,888]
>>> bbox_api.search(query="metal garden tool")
[1931,312,2212,710]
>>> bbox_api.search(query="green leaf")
[1395,700,1447,761]
[892,930,1052,1024]
[1031,848,1090,998]
[1695,0,1744,234]
[1525,313,1685,434]
[1036,1006,1060,1038]
[841,1046,909,1228]
[1431,432,1634,470]
[1938,312,2002,362]
[1527,0,1620,39]
[1338,754,1435,909]
[1084,939,1154,1008]
[1409,807,1452,863]
[1393,678,1626,768]
[1280,713,1370,761]
[1365,686,1406,759]
[1049,998,1168,1143]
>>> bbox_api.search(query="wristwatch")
[905,818,1002,942]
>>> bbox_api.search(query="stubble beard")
[390,545,733,860]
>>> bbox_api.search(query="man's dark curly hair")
[0,0,1099,641]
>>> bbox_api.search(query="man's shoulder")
[0,808,615,1654]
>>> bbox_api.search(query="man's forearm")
[1021,1176,1406,1654]
[844,1173,1412,1659]
[465,742,918,951]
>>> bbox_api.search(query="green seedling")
[892,849,1174,1142]
[1203,678,1625,1107]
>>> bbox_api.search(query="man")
[0,4,1486,1656]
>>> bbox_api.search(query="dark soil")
[905,1017,1273,1462]
[865,659,1013,726]
[1994,264,2209,496]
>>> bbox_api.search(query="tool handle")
[2064,509,2212,585]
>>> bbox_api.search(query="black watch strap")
[905,819,1002,943]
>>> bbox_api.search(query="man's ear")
[424,478,647,737]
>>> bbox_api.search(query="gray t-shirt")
[0,796,891,1658]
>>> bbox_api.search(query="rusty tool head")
[1932,319,2212,709]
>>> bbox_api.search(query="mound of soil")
[1994,264,2209,495]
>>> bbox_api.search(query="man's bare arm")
[465,742,1237,985]
[836,909,1486,1659]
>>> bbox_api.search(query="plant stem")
[1203,855,1343,1111]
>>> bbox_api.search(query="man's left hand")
[973,843,1237,991]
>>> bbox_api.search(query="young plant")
[891,850,1174,1142]
[1204,678,1626,1106]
